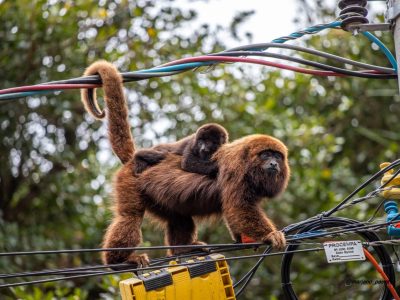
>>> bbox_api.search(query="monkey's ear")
[240,146,250,160]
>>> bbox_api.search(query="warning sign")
[323,240,365,263]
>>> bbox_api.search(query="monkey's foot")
[168,240,209,256]
[264,231,286,250]
[127,253,150,268]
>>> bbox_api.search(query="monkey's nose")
[269,161,278,168]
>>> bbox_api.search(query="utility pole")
[388,0,400,93]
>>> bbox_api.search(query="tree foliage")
[1,0,399,299]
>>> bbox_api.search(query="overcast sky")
[175,0,387,47]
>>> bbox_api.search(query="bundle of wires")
[0,21,396,101]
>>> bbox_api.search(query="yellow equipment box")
[119,253,236,300]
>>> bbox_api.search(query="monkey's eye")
[259,150,283,160]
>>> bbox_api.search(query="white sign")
[323,240,365,263]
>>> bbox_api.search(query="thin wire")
[234,247,271,297]
[368,199,386,222]
[324,160,400,216]
[286,217,400,242]
[2,217,389,258]
[0,247,323,289]
[161,55,367,77]
[0,245,268,281]
[335,166,400,212]
[335,187,388,211]
[214,51,395,78]
[0,242,262,257]
[224,43,394,73]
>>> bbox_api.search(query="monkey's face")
[259,150,283,174]
[197,139,220,160]
[246,147,289,198]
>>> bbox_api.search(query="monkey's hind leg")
[102,213,149,269]
[165,215,207,256]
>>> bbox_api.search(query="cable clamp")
[386,1,400,22]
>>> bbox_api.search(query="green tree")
[1,0,399,299]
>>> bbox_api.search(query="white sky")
[175,0,387,47]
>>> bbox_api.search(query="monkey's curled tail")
[81,60,135,164]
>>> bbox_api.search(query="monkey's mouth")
[265,167,279,175]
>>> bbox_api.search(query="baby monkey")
[134,123,228,176]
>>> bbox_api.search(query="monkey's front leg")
[165,215,206,255]
[223,202,286,249]
[102,214,149,268]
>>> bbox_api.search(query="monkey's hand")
[127,253,150,268]
[264,231,286,250]
[168,241,209,256]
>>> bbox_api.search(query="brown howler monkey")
[133,123,228,175]
[81,60,290,268]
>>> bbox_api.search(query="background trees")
[1,0,398,298]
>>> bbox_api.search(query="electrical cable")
[0,245,262,280]
[0,22,395,100]
[0,247,323,289]
[363,248,400,300]
[281,217,395,300]
[271,21,342,43]
[324,159,400,216]
[233,247,272,298]
[286,216,400,242]
[214,51,396,78]
[160,55,370,76]
[0,242,262,257]
[362,31,398,71]
[224,43,394,73]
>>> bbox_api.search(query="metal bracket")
[387,0,400,21]
[347,23,391,32]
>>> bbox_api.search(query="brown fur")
[134,123,228,175]
[81,61,290,267]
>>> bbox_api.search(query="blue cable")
[271,20,396,71]
[272,21,342,44]
[0,90,53,101]
[140,62,211,73]
[362,31,397,71]
[0,21,396,101]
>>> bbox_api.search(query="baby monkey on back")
[80,81,228,175]
[134,123,229,175]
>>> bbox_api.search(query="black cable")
[0,263,129,279]
[325,159,400,216]
[0,242,262,257]
[224,43,395,73]
[214,51,396,79]
[0,245,266,280]
[0,247,323,289]
[286,216,400,242]
[44,70,185,86]
[281,217,395,300]
[18,43,397,88]
[234,246,272,298]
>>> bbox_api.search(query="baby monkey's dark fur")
[81,60,290,268]
[134,123,228,175]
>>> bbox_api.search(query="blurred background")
[0,0,399,299]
